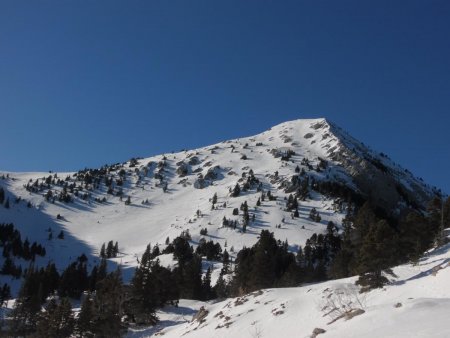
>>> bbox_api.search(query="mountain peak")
[0,117,437,285]
[269,117,330,131]
[0,116,443,337]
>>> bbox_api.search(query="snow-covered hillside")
[0,118,436,288]
[0,118,446,337]
[134,241,450,338]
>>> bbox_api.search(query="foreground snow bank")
[129,243,450,338]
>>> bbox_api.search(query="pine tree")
[97,258,108,283]
[172,236,193,265]
[58,259,88,299]
[356,219,397,291]
[428,196,450,248]
[43,263,60,297]
[201,267,215,300]
[222,216,229,227]
[4,197,10,209]
[177,255,203,300]
[0,283,11,306]
[100,243,106,258]
[36,297,75,338]
[352,202,377,249]
[127,259,160,325]
[242,204,249,232]
[328,206,356,279]
[76,294,96,337]
[22,238,31,260]
[113,241,119,257]
[397,211,430,262]
[106,240,114,258]
[10,270,43,335]
[233,230,298,294]
[35,299,56,337]
[0,187,4,204]
[231,183,241,197]
[125,196,131,205]
[213,273,229,298]
[92,269,124,337]
[1,256,16,275]
[247,237,276,290]
[222,249,230,274]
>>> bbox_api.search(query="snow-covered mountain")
[0,118,437,287]
[1,118,446,337]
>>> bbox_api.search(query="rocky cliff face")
[324,120,434,213]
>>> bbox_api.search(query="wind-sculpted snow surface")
[129,243,450,338]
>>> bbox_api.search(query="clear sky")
[1,1,449,193]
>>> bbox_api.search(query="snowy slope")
[131,242,450,338]
[0,118,445,337]
[0,118,436,288]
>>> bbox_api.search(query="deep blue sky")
[1,1,449,193]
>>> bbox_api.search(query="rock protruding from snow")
[311,328,326,338]
[192,306,209,323]
[204,165,222,181]
[194,177,208,189]
[176,162,190,177]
